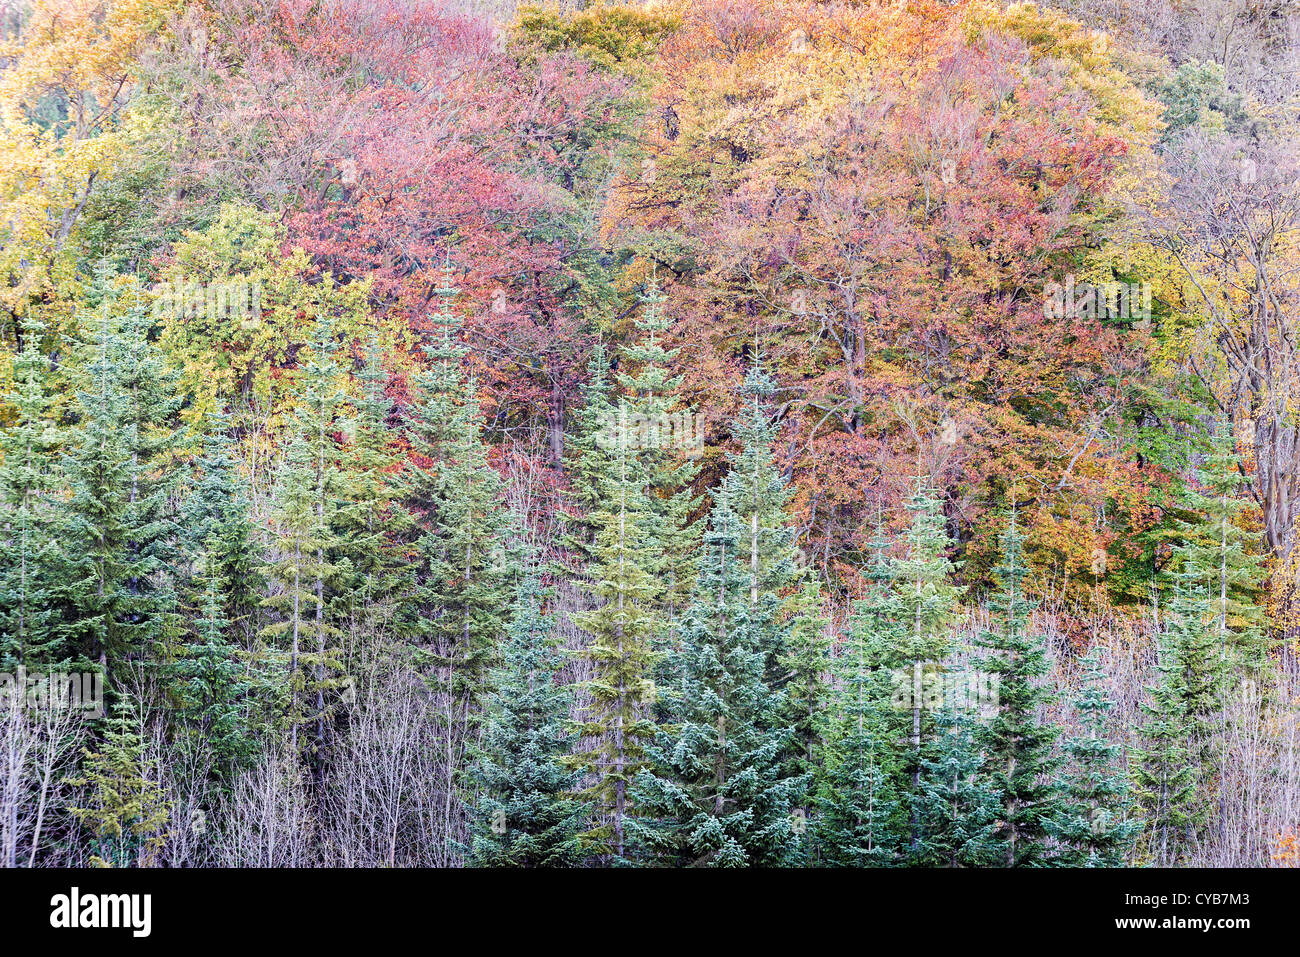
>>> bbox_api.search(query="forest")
[0,0,1297,870]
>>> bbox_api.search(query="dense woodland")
[0,0,1298,868]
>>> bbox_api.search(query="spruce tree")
[181,412,263,654]
[0,317,62,668]
[173,541,256,781]
[1173,419,1268,677]
[890,478,963,852]
[60,285,182,674]
[910,701,1001,867]
[259,318,349,760]
[465,559,583,867]
[333,335,412,648]
[569,426,661,863]
[1056,647,1140,866]
[1131,619,1199,865]
[815,532,904,866]
[629,493,806,866]
[401,270,510,853]
[977,509,1065,866]
[68,696,171,868]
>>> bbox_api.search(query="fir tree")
[815,532,904,866]
[1055,647,1140,866]
[465,559,583,867]
[1131,619,1199,865]
[629,494,806,867]
[401,269,510,852]
[909,701,1001,867]
[890,478,963,852]
[60,284,182,674]
[333,335,412,648]
[259,319,349,759]
[173,541,256,781]
[570,426,662,863]
[68,696,171,868]
[0,317,62,668]
[181,412,263,654]
[1173,419,1268,677]
[977,509,1065,866]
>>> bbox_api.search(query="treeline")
[0,269,1270,867]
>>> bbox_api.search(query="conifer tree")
[401,269,510,852]
[1056,647,1140,866]
[173,542,256,781]
[909,701,1001,867]
[629,494,806,867]
[333,335,412,647]
[60,284,183,674]
[465,559,582,867]
[613,276,700,633]
[1173,419,1268,676]
[260,318,348,760]
[1131,619,1200,865]
[889,478,963,851]
[69,696,171,868]
[570,426,662,863]
[0,317,62,668]
[815,533,904,866]
[779,577,832,830]
[977,509,1065,866]
[181,412,263,653]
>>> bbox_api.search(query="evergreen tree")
[909,701,1001,867]
[1055,647,1140,866]
[465,559,583,867]
[1173,419,1268,677]
[333,335,412,648]
[570,426,661,863]
[889,478,963,852]
[1131,618,1200,865]
[815,532,904,866]
[181,412,263,654]
[613,275,700,634]
[629,494,806,866]
[977,509,1066,866]
[173,541,256,781]
[60,284,182,674]
[68,696,171,868]
[0,317,62,668]
[779,576,832,840]
[401,269,510,852]
[259,318,348,760]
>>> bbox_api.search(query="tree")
[569,420,662,864]
[909,701,1001,868]
[815,529,903,866]
[68,696,171,868]
[180,411,263,655]
[1172,419,1269,677]
[630,493,805,867]
[1131,593,1206,865]
[977,509,1066,866]
[259,318,349,760]
[0,317,62,668]
[464,559,582,867]
[59,283,182,674]
[891,478,964,850]
[1056,647,1140,867]
[332,335,412,648]
[172,541,256,782]
[401,270,511,854]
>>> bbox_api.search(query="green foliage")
[465,561,583,867]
